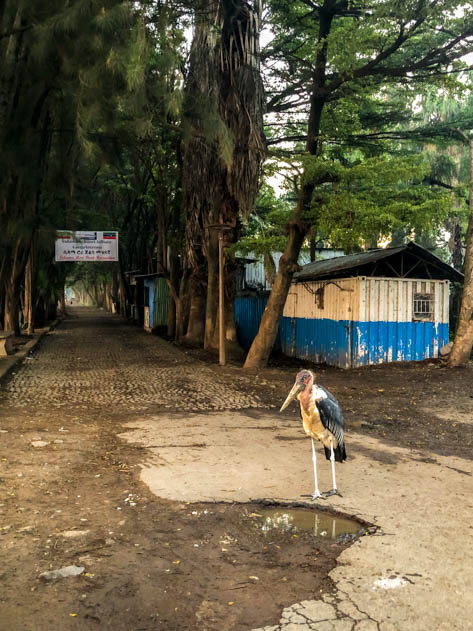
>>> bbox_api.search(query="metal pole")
[219,232,225,366]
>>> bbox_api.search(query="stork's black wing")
[315,385,346,462]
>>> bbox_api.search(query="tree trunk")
[4,278,20,333]
[448,137,473,366]
[168,287,176,339]
[46,295,57,321]
[177,271,189,340]
[167,250,180,339]
[24,246,34,334]
[3,237,28,334]
[225,298,238,343]
[119,274,127,316]
[310,232,317,262]
[224,252,239,344]
[184,272,205,346]
[93,283,99,307]
[104,283,112,312]
[224,250,244,357]
[111,272,119,313]
[182,0,265,351]
[451,219,463,271]
[58,285,67,315]
[35,297,45,327]
[243,222,306,368]
[243,8,334,370]
[204,230,219,351]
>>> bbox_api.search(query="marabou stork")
[280,370,346,499]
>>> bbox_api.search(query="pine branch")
[0,26,32,40]
[266,134,307,145]
[298,0,321,10]
[426,177,469,206]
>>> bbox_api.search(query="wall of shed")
[280,277,450,367]
[235,295,280,350]
[281,278,356,367]
[143,277,169,331]
[354,278,449,366]
[143,279,154,331]
[154,277,169,327]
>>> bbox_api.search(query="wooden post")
[219,232,225,366]
[207,222,232,365]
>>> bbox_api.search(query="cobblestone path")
[0,307,265,412]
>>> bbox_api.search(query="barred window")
[413,293,433,321]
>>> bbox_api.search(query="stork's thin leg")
[322,440,338,498]
[330,440,337,491]
[311,439,322,500]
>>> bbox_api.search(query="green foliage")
[233,182,293,257]
[259,0,473,260]
[3,0,473,323]
[311,155,452,251]
[0,0,187,315]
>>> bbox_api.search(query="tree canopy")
[1,0,473,365]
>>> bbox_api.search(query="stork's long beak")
[280,382,302,412]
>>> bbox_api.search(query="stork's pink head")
[296,370,314,387]
[280,370,314,411]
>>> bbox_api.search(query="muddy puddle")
[251,507,363,539]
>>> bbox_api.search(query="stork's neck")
[299,380,315,413]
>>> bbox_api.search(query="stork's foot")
[322,488,342,498]
[301,491,324,500]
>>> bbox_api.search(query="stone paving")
[0,307,265,412]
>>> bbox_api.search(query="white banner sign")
[55,231,119,262]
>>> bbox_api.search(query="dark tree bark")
[4,278,20,333]
[184,272,206,345]
[24,244,34,334]
[449,136,473,366]
[167,249,180,339]
[3,237,29,334]
[182,0,265,351]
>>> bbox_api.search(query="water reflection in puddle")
[254,508,362,539]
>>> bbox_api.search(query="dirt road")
[0,307,472,630]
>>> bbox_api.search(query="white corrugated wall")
[283,278,357,320]
[357,277,449,324]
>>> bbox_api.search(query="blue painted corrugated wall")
[144,277,169,328]
[353,320,449,366]
[144,279,155,327]
[235,297,449,367]
[280,316,351,367]
[235,296,280,350]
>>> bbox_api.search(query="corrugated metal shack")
[281,242,463,367]
[135,273,169,332]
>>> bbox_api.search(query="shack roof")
[294,242,464,283]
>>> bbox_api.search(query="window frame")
[413,292,434,322]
